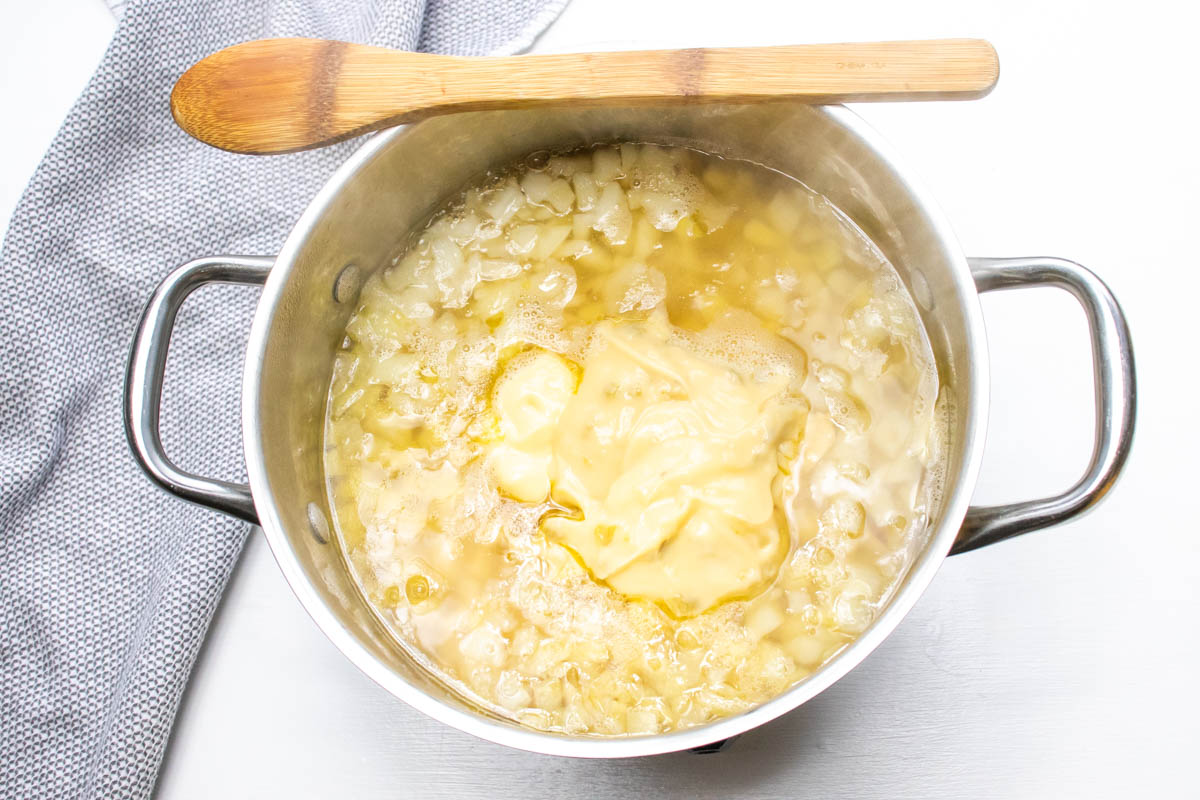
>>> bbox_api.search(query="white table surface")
[2,1,1197,797]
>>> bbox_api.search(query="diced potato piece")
[820,497,866,539]
[533,678,564,709]
[628,216,661,260]
[766,190,803,234]
[449,211,484,245]
[482,177,524,224]
[546,152,590,178]
[826,267,859,296]
[626,709,659,734]
[630,188,691,232]
[495,670,533,710]
[368,351,418,387]
[572,172,600,211]
[382,249,427,290]
[753,284,789,324]
[553,238,591,260]
[592,147,623,183]
[528,260,577,308]
[638,144,679,173]
[702,165,735,192]
[459,623,508,668]
[807,238,843,272]
[469,278,521,320]
[744,599,785,640]
[531,224,571,260]
[521,172,574,214]
[505,224,539,256]
[619,142,640,173]
[872,417,911,459]
[430,235,477,307]
[575,241,611,271]
[605,261,666,312]
[673,216,698,239]
[583,182,632,246]
[480,234,512,259]
[744,219,783,248]
[785,588,812,615]
[802,412,838,465]
[392,285,436,319]
[547,182,576,214]
[833,579,874,634]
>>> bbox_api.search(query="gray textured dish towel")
[0,1,567,796]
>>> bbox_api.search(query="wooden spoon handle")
[171,38,998,155]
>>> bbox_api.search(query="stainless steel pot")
[124,104,1135,756]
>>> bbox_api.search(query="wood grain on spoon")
[171,38,999,155]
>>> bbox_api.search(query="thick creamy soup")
[324,144,944,735]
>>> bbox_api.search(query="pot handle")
[952,257,1136,554]
[123,255,274,524]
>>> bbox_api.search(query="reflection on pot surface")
[323,143,947,735]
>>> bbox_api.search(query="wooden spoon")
[171,38,998,155]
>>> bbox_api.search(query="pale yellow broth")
[323,143,944,735]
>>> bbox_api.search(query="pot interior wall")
[250,104,980,733]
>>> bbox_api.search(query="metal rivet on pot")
[910,269,934,310]
[307,502,331,545]
[333,263,362,304]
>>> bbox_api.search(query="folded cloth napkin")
[0,0,567,796]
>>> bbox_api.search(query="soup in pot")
[323,143,945,735]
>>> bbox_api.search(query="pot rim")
[241,103,990,757]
